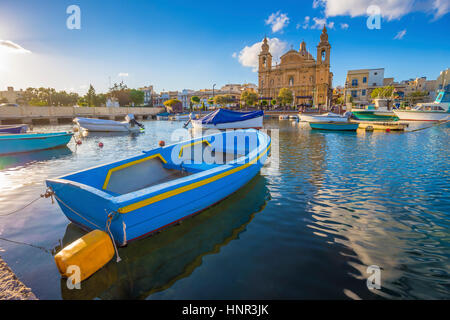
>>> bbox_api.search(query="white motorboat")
[191,109,263,130]
[394,90,450,121]
[74,114,144,132]
[299,112,350,123]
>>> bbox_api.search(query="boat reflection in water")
[59,174,270,300]
[0,146,72,170]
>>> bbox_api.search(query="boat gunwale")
[0,131,73,141]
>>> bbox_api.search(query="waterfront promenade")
[0,106,165,125]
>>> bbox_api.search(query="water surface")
[0,119,448,299]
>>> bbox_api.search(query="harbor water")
[0,119,448,299]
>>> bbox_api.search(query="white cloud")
[394,29,407,39]
[340,23,349,29]
[0,40,31,53]
[299,16,311,29]
[432,0,450,19]
[313,0,449,20]
[310,17,335,29]
[233,38,288,72]
[265,11,290,33]
[231,52,237,58]
[118,72,129,77]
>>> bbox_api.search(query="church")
[258,26,333,107]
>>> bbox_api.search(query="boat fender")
[54,230,115,284]
[76,140,82,145]
[386,128,391,132]
[159,140,165,147]
[98,142,104,148]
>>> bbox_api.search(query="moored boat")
[0,132,73,155]
[299,112,349,123]
[74,114,144,132]
[351,105,398,121]
[0,124,28,134]
[309,122,359,131]
[393,90,450,121]
[191,109,263,129]
[46,129,271,246]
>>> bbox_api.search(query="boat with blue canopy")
[191,109,263,129]
[46,129,271,246]
[0,132,73,155]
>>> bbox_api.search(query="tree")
[109,81,131,106]
[240,90,258,107]
[86,85,96,107]
[129,89,145,106]
[77,97,88,107]
[278,88,293,107]
[214,94,233,107]
[271,99,277,108]
[261,100,268,108]
[95,93,107,107]
[371,86,395,110]
[163,99,183,113]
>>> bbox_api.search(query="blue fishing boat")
[0,124,28,134]
[46,129,271,246]
[0,132,73,155]
[309,122,359,131]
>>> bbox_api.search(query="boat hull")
[309,122,359,131]
[300,113,348,123]
[191,116,263,129]
[0,124,28,134]
[393,110,450,121]
[0,132,73,155]
[74,118,140,132]
[351,111,398,121]
[46,129,270,246]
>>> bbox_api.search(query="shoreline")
[0,256,37,300]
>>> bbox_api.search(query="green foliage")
[163,99,181,107]
[19,87,79,106]
[214,94,234,106]
[86,84,96,107]
[129,89,145,106]
[240,90,258,106]
[261,100,268,106]
[371,86,394,99]
[277,88,294,106]
[271,99,277,106]
[109,81,131,106]
[191,96,200,104]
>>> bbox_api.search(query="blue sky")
[0,0,449,94]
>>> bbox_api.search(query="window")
[351,90,358,98]
[289,76,294,86]
[362,89,366,96]
[363,77,367,83]
[352,79,358,86]
[263,57,266,68]
[321,50,326,61]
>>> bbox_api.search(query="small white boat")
[191,109,263,130]
[170,113,193,121]
[394,90,450,122]
[74,114,144,132]
[279,115,289,120]
[299,112,350,123]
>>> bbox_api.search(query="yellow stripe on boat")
[178,140,211,158]
[118,143,271,214]
[102,153,167,190]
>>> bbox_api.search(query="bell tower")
[317,26,331,65]
[259,36,272,71]
[258,36,272,97]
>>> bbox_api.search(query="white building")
[139,85,155,105]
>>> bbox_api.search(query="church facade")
[258,26,333,107]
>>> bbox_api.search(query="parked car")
[0,103,19,107]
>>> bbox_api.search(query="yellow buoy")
[54,230,115,283]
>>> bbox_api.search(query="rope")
[407,118,450,132]
[52,193,102,229]
[106,211,121,263]
[0,188,54,217]
[0,236,53,254]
